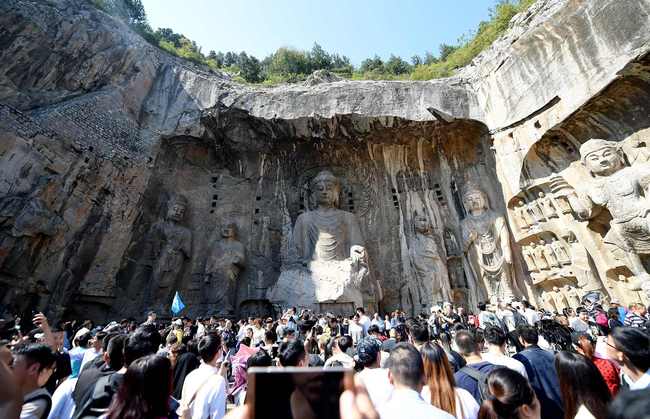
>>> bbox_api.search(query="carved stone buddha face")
[414,215,432,235]
[311,171,341,209]
[463,189,488,216]
[582,142,625,177]
[221,223,237,239]
[167,201,186,222]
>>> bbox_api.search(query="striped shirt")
[624,312,647,328]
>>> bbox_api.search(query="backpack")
[513,310,528,327]
[24,392,52,419]
[73,374,116,419]
[459,366,490,404]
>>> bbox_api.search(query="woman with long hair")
[420,342,479,419]
[106,354,173,419]
[478,368,540,419]
[555,351,611,419]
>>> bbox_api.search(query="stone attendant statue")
[541,239,560,269]
[409,213,451,307]
[514,200,533,231]
[550,238,571,266]
[148,195,192,308]
[268,171,368,311]
[530,241,550,271]
[521,245,539,272]
[537,192,558,219]
[461,185,517,300]
[553,139,650,296]
[204,223,246,314]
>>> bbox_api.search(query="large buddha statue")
[268,171,368,311]
[460,185,517,301]
[293,171,365,265]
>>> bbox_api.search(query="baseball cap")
[356,337,381,365]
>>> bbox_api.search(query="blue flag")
[171,291,185,315]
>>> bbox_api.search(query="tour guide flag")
[171,291,185,315]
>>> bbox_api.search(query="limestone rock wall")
[1,0,649,321]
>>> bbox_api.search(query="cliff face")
[1,0,649,321]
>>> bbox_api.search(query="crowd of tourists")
[1,297,649,419]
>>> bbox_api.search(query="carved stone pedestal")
[267,259,363,312]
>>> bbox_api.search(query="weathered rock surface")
[1,0,649,321]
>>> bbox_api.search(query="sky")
[141,0,499,66]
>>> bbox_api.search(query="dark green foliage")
[89,0,535,83]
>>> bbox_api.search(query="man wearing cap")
[356,337,393,408]
[556,138,650,294]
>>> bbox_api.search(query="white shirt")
[359,315,371,335]
[48,377,77,419]
[524,309,540,325]
[80,347,101,371]
[357,368,393,408]
[181,362,227,419]
[324,352,355,369]
[629,369,650,390]
[481,352,528,379]
[421,386,479,419]
[379,388,455,419]
[348,322,364,345]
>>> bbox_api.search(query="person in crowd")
[0,342,22,419]
[370,313,385,333]
[324,335,355,368]
[10,343,57,419]
[606,388,650,419]
[453,330,497,404]
[105,354,173,419]
[158,333,178,358]
[608,300,627,324]
[478,367,541,419]
[408,321,429,351]
[278,339,308,367]
[606,327,650,389]
[477,303,501,330]
[420,342,479,419]
[172,349,200,401]
[251,318,265,347]
[570,308,590,333]
[555,351,611,419]
[481,326,527,378]
[71,333,126,412]
[512,326,563,419]
[357,307,371,336]
[69,332,91,378]
[356,337,392,408]
[521,301,540,326]
[180,333,227,419]
[571,332,620,395]
[348,315,364,345]
[607,308,623,330]
[623,303,647,328]
[80,331,106,371]
[74,327,160,418]
[438,332,466,373]
[378,342,454,419]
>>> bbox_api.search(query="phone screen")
[247,367,350,419]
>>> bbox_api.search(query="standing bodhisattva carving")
[204,223,246,315]
[552,139,650,296]
[461,185,517,300]
[148,195,192,308]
